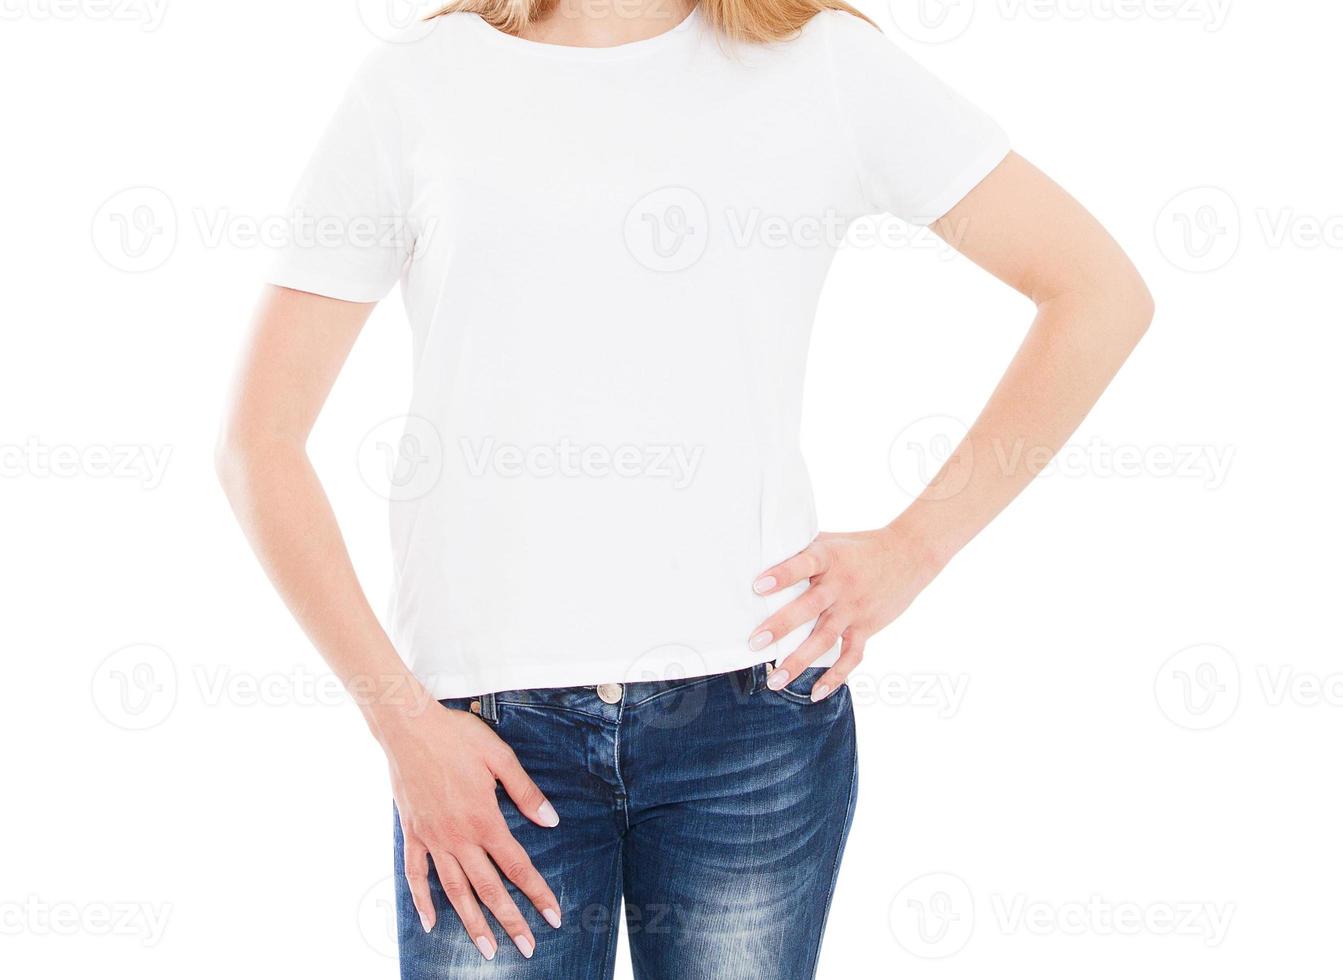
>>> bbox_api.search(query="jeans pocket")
[769,666,835,705]
[438,695,498,726]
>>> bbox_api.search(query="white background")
[2,0,1340,976]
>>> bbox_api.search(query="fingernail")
[753,576,777,595]
[749,630,773,652]
[419,912,432,933]
[514,935,535,959]
[537,801,559,827]
[766,668,790,691]
[543,907,562,929]
[811,684,832,703]
[475,936,496,960]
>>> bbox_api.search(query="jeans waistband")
[468,661,774,723]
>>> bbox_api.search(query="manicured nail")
[475,936,496,960]
[514,935,535,959]
[811,684,832,703]
[543,907,562,929]
[537,801,559,827]
[766,668,790,691]
[419,912,432,933]
[749,630,773,652]
[753,576,777,594]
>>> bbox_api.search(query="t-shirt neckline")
[464,5,701,61]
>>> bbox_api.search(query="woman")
[217,0,1153,975]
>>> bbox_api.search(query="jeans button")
[596,683,623,704]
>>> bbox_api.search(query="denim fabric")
[394,663,858,979]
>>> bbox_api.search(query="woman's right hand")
[378,701,562,961]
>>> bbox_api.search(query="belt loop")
[749,662,770,696]
[481,691,498,723]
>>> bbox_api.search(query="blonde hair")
[428,0,874,45]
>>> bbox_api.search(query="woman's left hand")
[749,523,946,702]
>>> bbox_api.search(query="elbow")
[214,420,271,505]
[213,426,248,503]
[1129,272,1156,339]
[1096,264,1156,351]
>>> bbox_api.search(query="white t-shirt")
[270,7,1008,698]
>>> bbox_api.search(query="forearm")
[215,435,429,739]
[895,281,1154,567]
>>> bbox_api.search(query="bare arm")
[752,153,1155,698]
[216,286,560,961]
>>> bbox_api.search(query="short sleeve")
[267,58,412,303]
[821,12,1010,226]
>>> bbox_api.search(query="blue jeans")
[394,663,858,978]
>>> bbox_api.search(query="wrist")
[884,509,961,574]
[360,683,436,749]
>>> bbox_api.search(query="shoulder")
[352,11,475,95]
[802,8,893,55]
